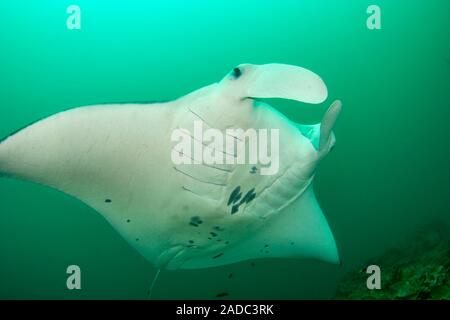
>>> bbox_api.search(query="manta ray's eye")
[231,67,242,79]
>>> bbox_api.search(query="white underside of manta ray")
[0,63,341,270]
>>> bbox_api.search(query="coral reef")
[335,223,449,300]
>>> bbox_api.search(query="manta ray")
[0,63,341,272]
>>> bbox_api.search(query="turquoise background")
[0,0,449,299]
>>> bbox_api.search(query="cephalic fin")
[319,100,342,154]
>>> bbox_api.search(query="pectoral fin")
[178,186,340,269]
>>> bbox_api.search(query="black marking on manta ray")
[189,240,195,244]
[213,253,224,259]
[126,219,131,223]
[105,199,112,203]
[237,188,256,206]
[250,166,258,174]
[246,192,256,204]
[229,187,256,214]
[227,186,241,206]
[210,232,218,237]
[189,216,203,227]
[213,226,224,231]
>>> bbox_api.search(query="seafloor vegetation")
[335,222,449,300]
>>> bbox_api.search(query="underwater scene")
[0,0,449,300]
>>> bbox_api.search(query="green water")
[0,0,449,299]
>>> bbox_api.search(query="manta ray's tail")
[147,269,161,300]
